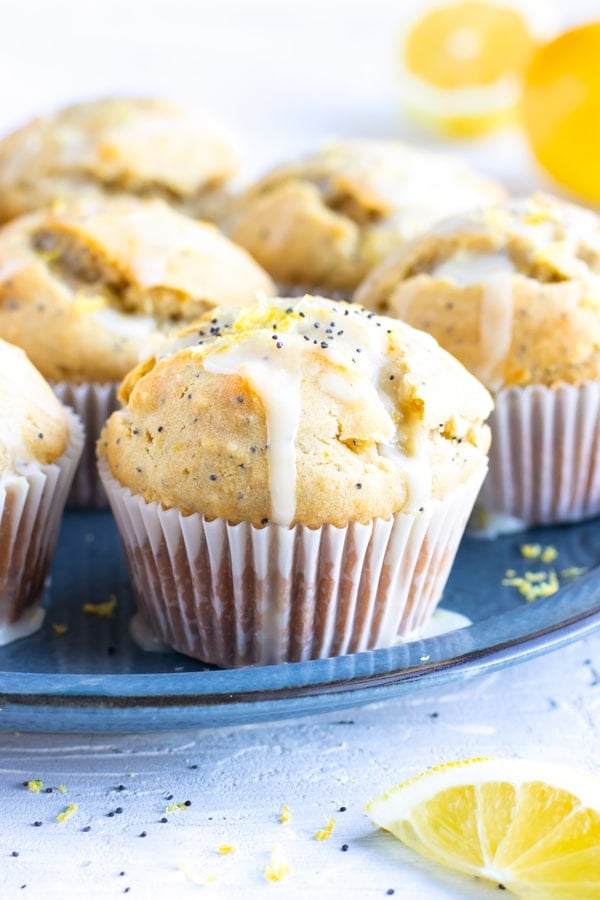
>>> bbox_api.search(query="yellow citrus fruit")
[397,1,545,137]
[366,757,600,897]
[522,22,600,203]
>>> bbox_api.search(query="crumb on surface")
[51,623,68,635]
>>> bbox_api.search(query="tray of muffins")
[0,97,599,733]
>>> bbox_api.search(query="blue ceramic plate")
[1,512,599,733]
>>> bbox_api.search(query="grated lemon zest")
[83,595,117,618]
[57,785,67,794]
[280,803,291,824]
[561,566,588,578]
[56,803,78,823]
[165,802,188,814]
[52,623,68,635]
[264,844,292,882]
[540,545,558,563]
[520,543,542,559]
[26,780,43,793]
[218,844,235,855]
[179,862,217,885]
[315,817,336,841]
[502,569,559,601]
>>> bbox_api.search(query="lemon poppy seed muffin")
[0,96,238,223]
[356,193,600,526]
[99,295,492,667]
[0,196,274,505]
[226,139,505,294]
[0,339,83,644]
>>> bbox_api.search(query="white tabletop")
[2,633,600,899]
[1,1,599,896]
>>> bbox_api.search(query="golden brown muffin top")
[355,193,600,389]
[100,295,492,528]
[226,139,505,293]
[0,96,238,222]
[0,197,275,384]
[0,338,69,476]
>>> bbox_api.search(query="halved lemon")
[397,1,551,137]
[522,22,600,203]
[366,757,600,896]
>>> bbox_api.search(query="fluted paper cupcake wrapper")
[0,408,84,640]
[100,459,486,667]
[479,381,600,526]
[53,381,119,509]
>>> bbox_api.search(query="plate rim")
[2,565,599,710]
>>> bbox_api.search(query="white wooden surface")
[1,1,600,896]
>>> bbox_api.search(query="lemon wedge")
[366,757,600,896]
[522,22,600,203]
[397,1,548,137]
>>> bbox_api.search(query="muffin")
[356,193,600,527]
[98,294,492,667]
[0,340,83,645]
[0,96,238,223]
[226,139,505,295]
[0,196,275,506]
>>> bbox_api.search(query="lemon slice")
[366,757,600,896]
[397,1,548,137]
[522,23,600,203]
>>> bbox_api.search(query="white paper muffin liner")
[478,381,600,527]
[53,381,119,509]
[99,458,487,668]
[0,408,84,643]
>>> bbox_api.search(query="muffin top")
[100,295,493,528]
[0,96,238,222]
[226,139,505,293]
[356,193,600,390]
[0,197,275,384]
[0,338,69,477]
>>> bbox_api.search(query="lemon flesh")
[522,23,600,203]
[366,757,600,897]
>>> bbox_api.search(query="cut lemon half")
[397,1,552,137]
[522,22,600,203]
[366,757,600,897]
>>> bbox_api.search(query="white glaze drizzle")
[93,307,156,340]
[172,297,435,521]
[0,605,45,647]
[431,249,515,285]
[476,271,515,389]
[204,334,302,527]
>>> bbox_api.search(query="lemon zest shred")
[165,802,188,814]
[83,595,117,618]
[502,569,559,601]
[179,862,217,885]
[280,803,291,824]
[56,803,78,823]
[561,566,588,578]
[26,780,43,793]
[57,785,67,794]
[52,623,68,635]
[315,817,336,841]
[520,543,541,559]
[217,844,236,855]
[264,844,292,882]
[540,545,558,563]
